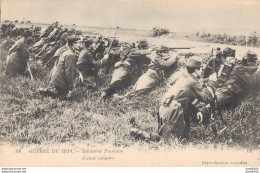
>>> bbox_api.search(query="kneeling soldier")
[131,56,214,141]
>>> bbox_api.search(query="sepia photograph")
[0,0,260,167]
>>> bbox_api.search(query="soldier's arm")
[243,70,260,88]
[8,39,23,54]
[130,49,151,55]
[154,54,179,69]
[76,51,89,66]
[64,55,75,90]
[189,81,214,103]
[236,66,260,87]
[95,54,110,67]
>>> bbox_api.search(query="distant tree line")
[151,27,170,37]
[194,31,259,47]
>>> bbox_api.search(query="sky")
[1,0,260,34]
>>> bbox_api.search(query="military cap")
[137,39,148,49]
[186,56,202,68]
[223,47,236,57]
[83,39,94,46]
[157,45,169,53]
[82,35,91,40]
[66,35,79,43]
[243,50,258,63]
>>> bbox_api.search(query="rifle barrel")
[169,47,194,49]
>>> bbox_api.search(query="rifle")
[205,84,227,137]
[106,27,119,55]
[168,47,195,50]
[27,53,34,81]
[27,60,34,81]
[76,68,84,83]
[211,48,216,74]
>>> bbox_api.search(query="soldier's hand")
[149,50,157,61]
[65,90,73,99]
[169,52,178,59]
[103,54,109,60]
[197,112,203,123]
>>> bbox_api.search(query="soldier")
[54,26,66,41]
[76,38,110,88]
[240,50,259,74]
[223,47,235,58]
[202,47,225,78]
[113,46,179,99]
[203,53,260,110]
[93,35,102,48]
[195,51,260,133]
[39,36,79,98]
[31,37,50,54]
[41,40,64,64]
[39,24,54,39]
[101,40,150,99]
[131,56,214,141]
[9,27,19,38]
[47,26,58,41]
[5,30,32,76]
[92,35,104,59]
[94,40,106,60]
[44,41,67,68]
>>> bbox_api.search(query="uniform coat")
[158,73,213,138]
[214,64,260,108]
[132,53,178,94]
[76,47,107,88]
[6,37,29,76]
[104,47,150,96]
[50,46,76,93]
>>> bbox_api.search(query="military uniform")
[31,38,49,53]
[6,37,29,76]
[45,45,67,67]
[40,25,54,38]
[41,42,61,63]
[130,56,214,141]
[49,45,76,95]
[103,46,150,97]
[158,71,213,139]
[76,47,107,88]
[93,41,105,59]
[129,52,178,96]
[47,28,58,40]
[209,63,260,109]
[197,53,260,125]
[59,32,69,42]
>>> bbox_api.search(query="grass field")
[1,34,260,151]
